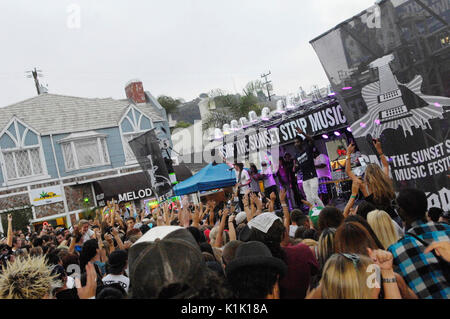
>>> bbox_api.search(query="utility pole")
[25,68,45,95]
[260,71,275,101]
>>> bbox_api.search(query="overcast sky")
[0,0,376,107]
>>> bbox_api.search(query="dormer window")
[59,131,110,171]
[119,105,153,164]
[0,118,48,183]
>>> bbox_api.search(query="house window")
[120,105,154,164]
[2,148,43,180]
[0,118,48,183]
[123,132,143,163]
[62,137,110,171]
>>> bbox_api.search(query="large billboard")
[310,0,450,210]
[128,129,174,202]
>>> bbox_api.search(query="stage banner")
[220,102,348,161]
[310,0,450,210]
[128,129,174,202]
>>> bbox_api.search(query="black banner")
[310,0,450,210]
[128,129,173,202]
[220,102,348,160]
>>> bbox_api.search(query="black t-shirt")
[364,194,404,228]
[295,142,317,181]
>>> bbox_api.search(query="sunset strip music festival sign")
[310,0,450,210]
[219,102,348,162]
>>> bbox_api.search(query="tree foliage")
[175,121,192,129]
[157,95,182,114]
[1,207,33,234]
[202,85,264,131]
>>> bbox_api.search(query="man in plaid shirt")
[388,188,450,299]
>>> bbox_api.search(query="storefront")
[93,165,192,215]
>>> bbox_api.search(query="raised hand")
[104,233,113,244]
[346,143,356,155]
[242,194,249,207]
[373,139,383,155]
[111,227,119,237]
[367,248,394,271]
[424,241,450,262]
[193,205,200,227]
[301,199,313,209]
[270,192,276,202]
[280,188,287,203]
[295,127,304,135]
[250,193,263,211]
[76,263,97,299]
[351,178,362,195]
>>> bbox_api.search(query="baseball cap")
[235,212,247,225]
[247,213,282,234]
[128,226,209,299]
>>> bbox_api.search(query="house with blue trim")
[0,80,172,230]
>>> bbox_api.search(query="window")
[60,134,110,171]
[119,105,154,165]
[0,118,47,183]
[2,148,43,180]
[123,132,143,163]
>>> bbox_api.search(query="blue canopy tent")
[173,163,236,196]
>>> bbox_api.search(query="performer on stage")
[314,151,332,205]
[283,153,305,208]
[225,161,251,211]
[293,127,325,208]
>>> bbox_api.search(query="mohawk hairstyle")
[0,255,59,299]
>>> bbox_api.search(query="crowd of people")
[0,131,449,299]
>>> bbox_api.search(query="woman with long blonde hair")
[345,140,403,227]
[367,210,399,250]
[307,250,403,299]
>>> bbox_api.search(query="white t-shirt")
[102,274,130,293]
[236,169,251,194]
[289,225,298,238]
[81,229,95,243]
[263,167,277,188]
[314,154,332,179]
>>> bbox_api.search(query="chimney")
[125,79,146,104]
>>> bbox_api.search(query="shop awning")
[93,164,193,203]
[94,172,151,202]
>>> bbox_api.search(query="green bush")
[0,207,33,235]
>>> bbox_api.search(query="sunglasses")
[340,253,360,269]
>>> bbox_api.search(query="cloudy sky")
[0,0,376,106]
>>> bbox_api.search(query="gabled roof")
[0,93,165,135]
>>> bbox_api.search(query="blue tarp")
[173,163,236,196]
